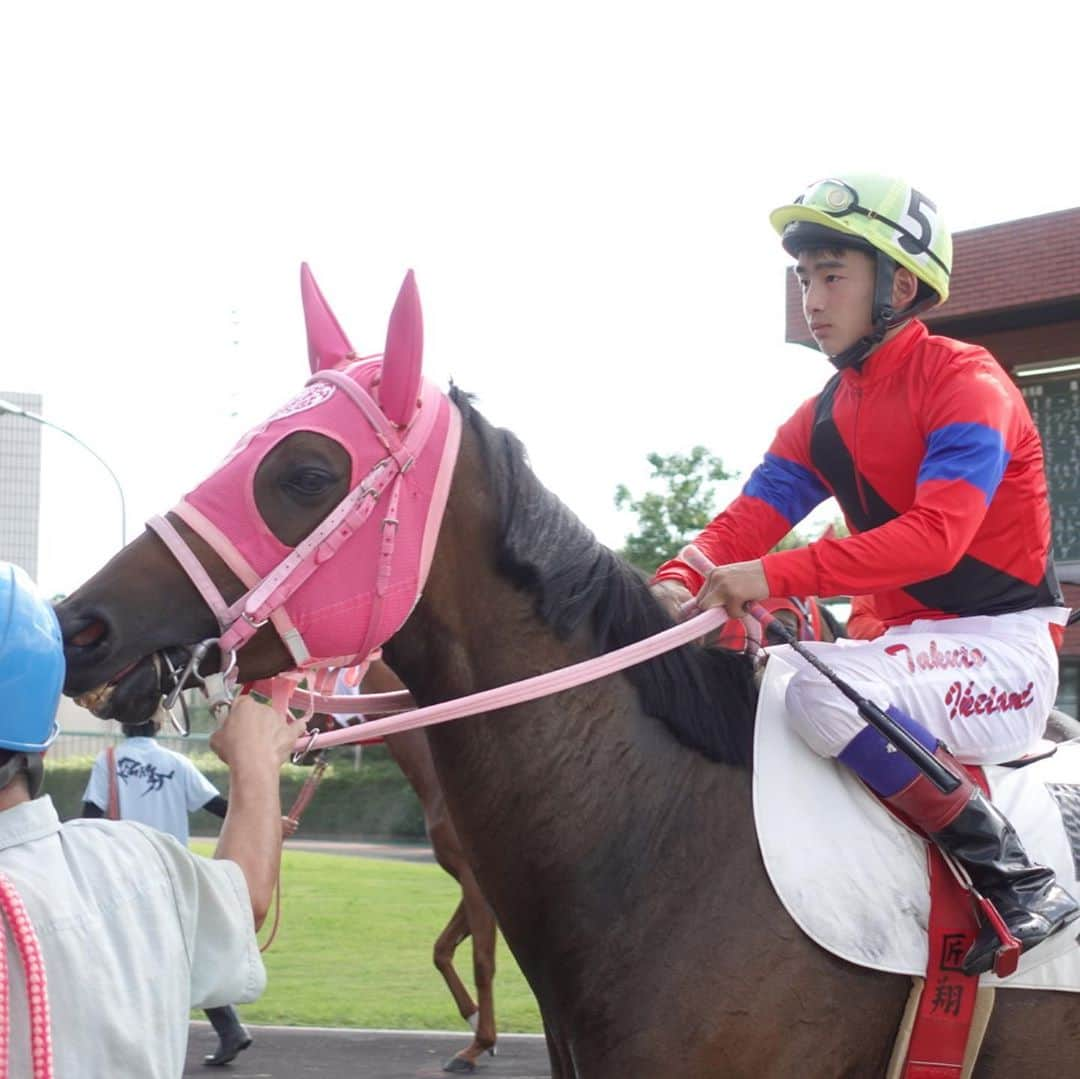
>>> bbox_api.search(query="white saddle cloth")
[754,651,1080,991]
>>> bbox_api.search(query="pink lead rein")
[291,603,730,755]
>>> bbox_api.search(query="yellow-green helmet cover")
[770,174,952,305]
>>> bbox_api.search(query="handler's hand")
[650,579,694,621]
[695,560,769,619]
[210,696,297,771]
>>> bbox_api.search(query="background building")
[1,391,119,740]
[0,390,43,579]
[782,206,1080,713]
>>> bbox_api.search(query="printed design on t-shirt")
[116,756,176,796]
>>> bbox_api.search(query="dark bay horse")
[56,280,1079,1076]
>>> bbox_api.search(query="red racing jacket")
[655,320,1063,630]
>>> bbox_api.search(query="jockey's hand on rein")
[695,560,769,620]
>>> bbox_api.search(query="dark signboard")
[1021,373,1080,563]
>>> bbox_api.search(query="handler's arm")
[210,697,297,928]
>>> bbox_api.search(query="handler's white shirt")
[83,737,220,842]
[0,796,265,1078]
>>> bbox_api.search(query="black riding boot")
[887,746,1080,977]
[931,788,1080,975]
[203,1005,253,1067]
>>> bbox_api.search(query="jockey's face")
[794,247,876,358]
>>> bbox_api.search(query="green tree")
[614,447,735,573]
[616,448,850,574]
[769,516,849,551]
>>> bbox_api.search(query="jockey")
[651,174,1080,976]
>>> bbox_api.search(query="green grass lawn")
[192,843,543,1032]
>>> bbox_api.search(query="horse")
[306,660,497,1073]
[56,269,1080,1076]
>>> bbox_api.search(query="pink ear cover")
[379,270,423,427]
[301,263,356,373]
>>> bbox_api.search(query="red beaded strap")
[0,872,53,1078]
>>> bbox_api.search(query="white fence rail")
[49,730,213,761]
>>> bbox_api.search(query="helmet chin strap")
[826,252,940,372]
[827,251,897,371]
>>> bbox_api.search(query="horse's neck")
[386,525,755,909]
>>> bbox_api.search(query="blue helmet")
[0,563,63,753]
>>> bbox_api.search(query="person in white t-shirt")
[0,561,297,1078]
[82,716,226,841]
[81,714,254,1067]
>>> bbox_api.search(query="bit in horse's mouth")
[72,657,142,716]
[71,646,189,723]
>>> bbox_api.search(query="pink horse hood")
[172,270,461,669]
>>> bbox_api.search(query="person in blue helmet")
[0,562,297,1078]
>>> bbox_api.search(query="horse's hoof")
[442,1055,476,1074]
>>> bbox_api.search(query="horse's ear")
[379,270,423,427]
[300,263,355,373]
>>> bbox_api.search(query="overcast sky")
[2,1,1078,596]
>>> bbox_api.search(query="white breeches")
[780,608,1065,765]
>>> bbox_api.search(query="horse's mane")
[450,387,758,766]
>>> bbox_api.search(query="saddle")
[753,651,1080,992]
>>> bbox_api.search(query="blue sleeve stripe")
[742,453,829,526]
[917,422,1010,503]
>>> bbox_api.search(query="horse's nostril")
[70,621,108,648]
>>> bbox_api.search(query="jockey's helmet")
[0,563,63,757]
[770,174,953,369]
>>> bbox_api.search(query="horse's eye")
[282,468,336,499]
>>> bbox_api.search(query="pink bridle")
[146,267,459,718]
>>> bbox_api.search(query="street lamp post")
[0,397,127,550]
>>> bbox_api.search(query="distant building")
[781,206,1080,713]
[0,390,43,580]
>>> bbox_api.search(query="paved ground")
[184,1024,551,1078]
